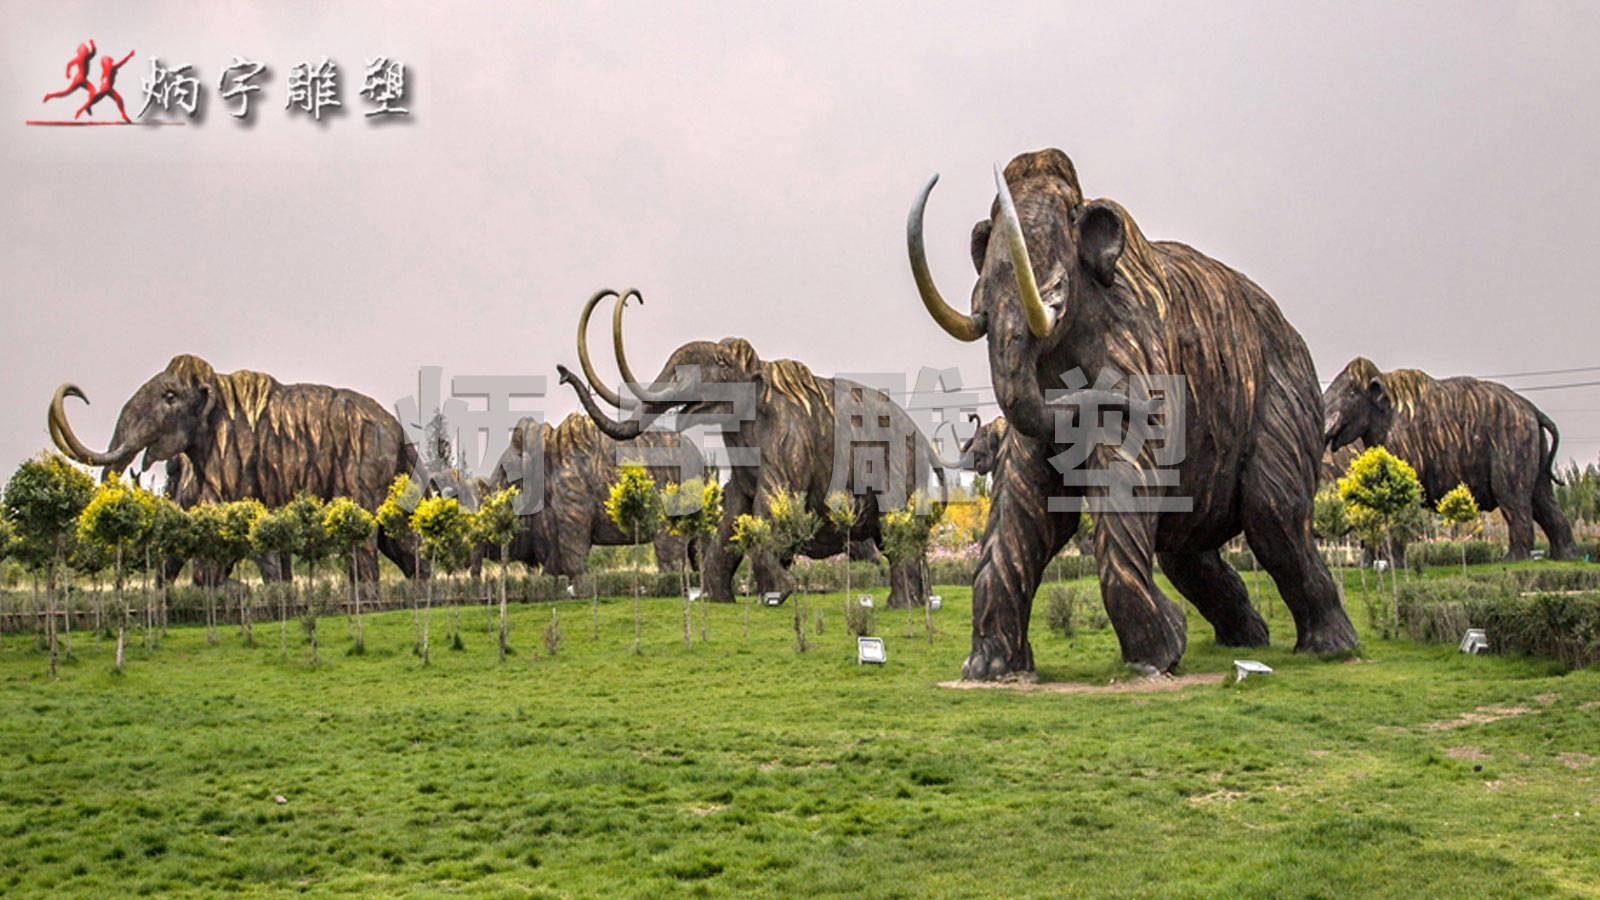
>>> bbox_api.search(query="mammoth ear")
[969,220,992,273]
[1076,200,1124,288]
[1365,377,1388,408]
[509,425,524,454]
[197,382,217,420]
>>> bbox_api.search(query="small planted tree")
[473,486,520,661]
[322,498,375,657]
[283,493,332,626]
[1338,446,1424,633]
[377,475,424,647]
[605,465,663,655]
[765,488,818,653]
[76,474,153,671]
[187,504,228,644]
[729,513,772,639]
[664,478,721,646]
[825,490,857,626]
[0,514,12,653]
[3,453,94,676]
[250,507,301,658]
[411,495,470,664]
[148,496,192,635]
[219,500,266,646]
[1436,483,1481,575]
[881,494,939,642]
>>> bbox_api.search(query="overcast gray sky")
[4,0,1598,481]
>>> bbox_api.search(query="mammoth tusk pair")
[573,287,683,409]
[905,166,1053,341]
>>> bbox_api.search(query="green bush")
[1404,539,1503,568]
[1395,571,1600,668]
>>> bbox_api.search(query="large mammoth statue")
[557,289,944,607]
[1322,357,1575,560]
[907,149,1357,678]
[485,413,699,578]
[49,354,419,579]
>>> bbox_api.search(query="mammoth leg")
[1240,458,1359,654]
[702,486,750,603]
[1094,511,1187,674]
[964,441,1074,680]
[653,530,688,574]
[1157,549,1268,647]
[1532,476,1576,560]
[256,552,291,584]
[377,531,419,579]
[1500,502,1536,561]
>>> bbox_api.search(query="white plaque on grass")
[687,587,703,602]
[763,592,783,607]
[929,595,942,610]
[857,595,874,608]
[1458,628,1489,654]
[1233,659,1273,682]
[857,637,886,665]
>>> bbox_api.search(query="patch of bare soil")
[937,673,1224,694]
[1420,706,1532,731]
[1444,746,1490,761]
[1557,752,1597,770]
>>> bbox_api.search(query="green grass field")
[2,567,1598,898]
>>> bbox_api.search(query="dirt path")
[937,672,1225,694]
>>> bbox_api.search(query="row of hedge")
[1395,570,1600,669]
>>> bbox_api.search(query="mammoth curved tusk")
[48,384,132,467]
[907,174,985,342]
[611,289,685,405]
[993,163,1053,339]
[575,288,635,410]
[556,364,648,440]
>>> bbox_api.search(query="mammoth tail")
[1535,409,1563,486]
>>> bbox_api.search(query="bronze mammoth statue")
[908,149,1357,678]
[49,354,419,579]
[485,413,698,578]
[557,288,944,607]
[1322,357,1575,560]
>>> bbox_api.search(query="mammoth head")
[959,415,1009,475]
[908,149,1137,439]
[558,288,764,440]
[1321,357,1393,452]
[49,354,222,477]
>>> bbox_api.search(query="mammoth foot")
[1212,612,1270,648]
[961,634,1034,681]
[1293,617,1359,654]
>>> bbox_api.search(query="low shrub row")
[1395,573,1600,669]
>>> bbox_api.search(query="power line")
[1516,379,1600,392]
[1474,364,1600,379]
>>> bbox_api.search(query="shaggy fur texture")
[486,414,699,577]
[921,148,1356,678]
[560,336,943,607]
[1323,357,1575,559]
[51,354,418,578]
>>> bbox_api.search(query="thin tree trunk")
[633,525,642,656]
[498,544,510,662]
[422,546,434,665]
[142,546,154,652]
[114,545,126,671]
[48,538,61,678]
